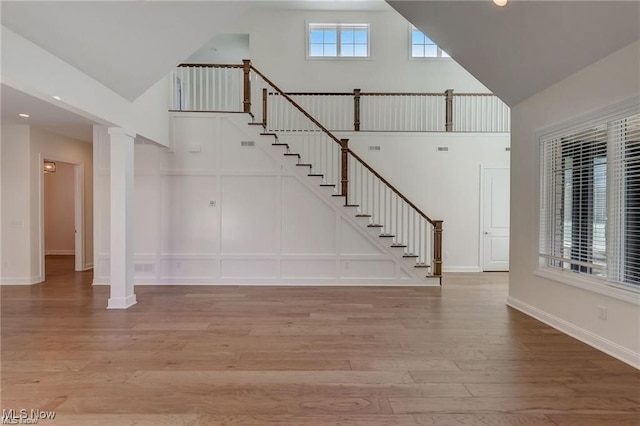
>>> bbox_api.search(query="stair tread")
[308,174,324,177]
[379,234,395,237]
[355,214,372,218]
[272,143,288,147]
[403,254,419,258]
[414,264,431,268]
[344,204,359,207]
[391,244,407,247]
[320,184,336,187]
[367,224,383,228]
[296,164,313,167]
[283,153,300,157]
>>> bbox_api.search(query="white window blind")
[608,113,640,287]
[539,112,640,290]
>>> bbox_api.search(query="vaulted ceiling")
[388,1,640,106]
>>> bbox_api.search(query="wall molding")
[0,275,42,285]
[45,250,75,255]
[443,266,482,273]
[507,296,640,370]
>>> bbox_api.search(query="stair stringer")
[227,114,438,286]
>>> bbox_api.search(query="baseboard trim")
[82,263,94,271]
[0,275,42,285]
[506,296,640,370]
[443,266,482,273]
[45,250,75,255]
[107,294,137,309]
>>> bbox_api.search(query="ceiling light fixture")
[43,161,57,173]
[494,0,508,6]
[52,95,62,100]
[18,113,30,118]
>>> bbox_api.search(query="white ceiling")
[1,1,389,102]
[1,1,254,101]
[1,84,97,143]
[388,0,640,106]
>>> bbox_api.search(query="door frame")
[39,154,85,278]
[479,165,510,272]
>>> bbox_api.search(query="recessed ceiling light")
[18,113,30,118]
[494,0,508,6]
[52,95,62,100]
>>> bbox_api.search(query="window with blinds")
[540,112,640,290]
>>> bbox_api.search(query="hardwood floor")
[1,256,638,425]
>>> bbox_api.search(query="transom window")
[539,111,640,291]
[308,23,369,58]
[411,27,449,58]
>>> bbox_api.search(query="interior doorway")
[481,167,510,271]
[41,159,84,276]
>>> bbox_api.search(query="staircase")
[171,61,443,283]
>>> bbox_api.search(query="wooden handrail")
[178,63,244,68]
[282,92,353,96]
[361,92,445,97]
[248,63,438,226]
[249,65,343,147]
[347,149,436,226]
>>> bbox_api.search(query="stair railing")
[172,61,443,276]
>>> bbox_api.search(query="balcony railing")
[171,64,510,133]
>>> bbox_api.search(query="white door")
[482,168,510,271]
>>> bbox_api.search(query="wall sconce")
[43,161,57,173]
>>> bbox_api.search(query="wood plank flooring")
[1,256,638,425]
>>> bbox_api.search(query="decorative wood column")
[262,88,268,126]
[243,59,251,114]
[340,139,350,202]
[433,220,443,277]
[353,89,361,131]
[107,127,136,309]
[445,89,454,132]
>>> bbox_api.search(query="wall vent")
[135,263,155,274]
[505,147,511,151]
[241,140,255,147]
[368,145,381,151]
[437,146,449,152]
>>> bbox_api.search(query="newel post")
[340,139,350,202]
[433,220,443,277]
[445,89,454,132]
[353,89,361,131]
[242,59,251,114]
[262,88,268,126]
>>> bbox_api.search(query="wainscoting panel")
[93,113,433,285]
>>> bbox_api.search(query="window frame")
[307,22,371,60]
[409,25,450,60]
[536,97,640,304]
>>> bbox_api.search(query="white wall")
[0,124,33,283]
[339,131,511,271]
[44,162,75,255]
[509,40,640,367]
[30,128,94,276]
[185,34,250,64]
[228,9,490,93]
[93,113,428,285]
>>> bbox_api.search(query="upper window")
[411,27,449,58]
[308,23,369,58]
[539,111,640,291]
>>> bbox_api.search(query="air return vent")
[241,141,255,147]
[437,146,449,152]
[368,146,381,151]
